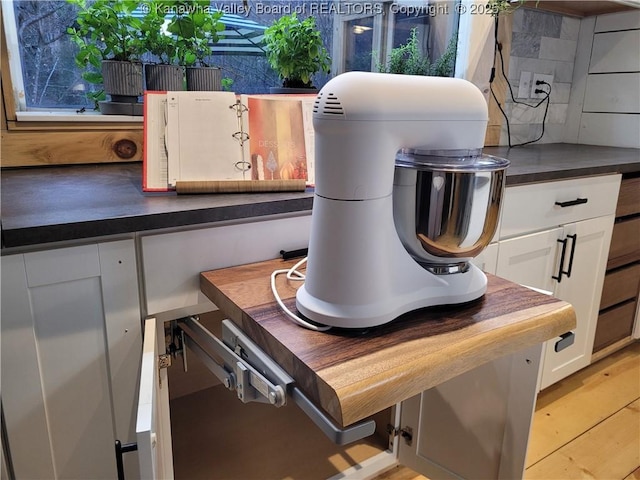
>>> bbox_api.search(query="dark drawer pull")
[555,332,575,352]
[555,198,588,208]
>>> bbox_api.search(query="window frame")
[331,1,392,75]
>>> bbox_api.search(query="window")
[4,0,333,111]
[333,0,460,76]
[4,0,460,113]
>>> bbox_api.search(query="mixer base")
[296,263,487,329]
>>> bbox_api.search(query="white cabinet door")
[398,344,543,479]
[542,214,614,388]
[1,240,142,480]
[137,317,173,480]
[496,228,562,293]
[495,216,614,389]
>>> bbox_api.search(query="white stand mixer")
[296,72,507,329]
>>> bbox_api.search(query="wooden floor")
[379,341,640,480]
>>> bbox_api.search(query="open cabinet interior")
[166,311,392,480]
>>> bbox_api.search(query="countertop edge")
[1,196,314,250]
[2,144,639,250]
[334,301,576,426]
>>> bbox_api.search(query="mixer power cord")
[489,16,552,148]
[271,257,332,332]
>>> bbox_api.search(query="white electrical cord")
[271,257,332,332]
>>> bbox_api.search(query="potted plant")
[377,27,457,78]
[140,0,185,91]
[263,13,331,93]
[167,0,225,91]
[67,0,145,114]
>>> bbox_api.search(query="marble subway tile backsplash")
[500,8,580,145]
[539,37,577,62]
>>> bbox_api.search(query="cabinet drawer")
[600,263,640,310]
[616,176,640,217]
[500,175,621,239]
[608,216,640,269]
[141,214,312,316]
[593,300,637,352]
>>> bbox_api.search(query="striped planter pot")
[145,64,185,92]
[186,66,222,91]
[101,60,143,102]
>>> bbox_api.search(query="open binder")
[143,91,315,193]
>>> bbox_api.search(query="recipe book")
[143,91,316,192]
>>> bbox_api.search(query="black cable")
[489,16,552,148]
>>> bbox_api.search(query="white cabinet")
[398,344,542,480]
[1,240,142,480]
[140,214,312,318]
[470,241,498,275]
[133,230,544,480]
[496,175,620,389]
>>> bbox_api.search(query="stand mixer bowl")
[393,149,509,272]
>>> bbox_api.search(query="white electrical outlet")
[531,73,553,99]
[518,71,532,98]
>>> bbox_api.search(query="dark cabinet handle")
[565,234,577,278]
[552,234,578,282]
[555,198,588,208]
[555,332,575,352]
[115,440,138,480]
[552,237,568,282]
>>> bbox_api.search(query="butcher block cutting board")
[200,258,575,427]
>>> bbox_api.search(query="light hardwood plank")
[525,399,640,479]
[624,467,640,480]
[374,465,427,480]
[1,129,143,166]
[527,342,640,467]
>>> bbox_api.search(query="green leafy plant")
[67,0,144,103]
[166,0,225,66]
[141,0,224,67]
[67,0,144,70]
[378,28,457,78]
[263,13,331,88]
[221,77,234,91]
[486,0,532,16]
[140,1,178,64]
[381,28,430,76]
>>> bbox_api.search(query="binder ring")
[232,131,250,143]
[230,101,249,114]
[235,160,251,172]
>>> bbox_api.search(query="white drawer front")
[500,175,621,239]
[141,214,312,316]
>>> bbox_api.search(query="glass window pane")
[344,16,375,72]
[13,0,96,109]
[383,1,460,77]
[8,0,459,111]
[9,0,335,109]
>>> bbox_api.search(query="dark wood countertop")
[200,258,576,427]
[1,143,638,250]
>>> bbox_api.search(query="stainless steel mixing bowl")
[393,150,509,269]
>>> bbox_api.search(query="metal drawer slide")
[170,316,376,445]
